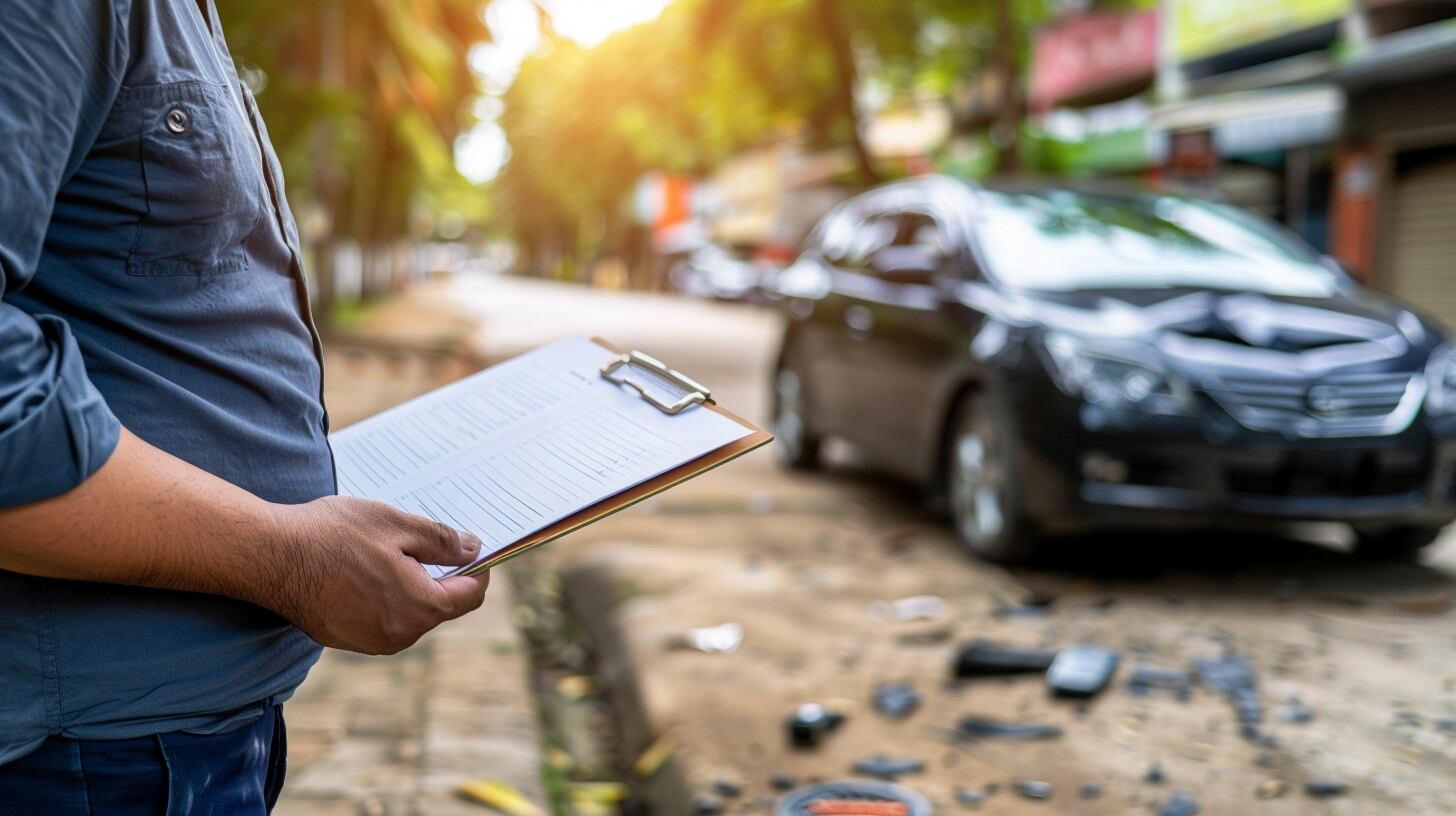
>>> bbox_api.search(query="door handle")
[845,304,874,340]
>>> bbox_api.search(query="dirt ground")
[491,284,1456,815]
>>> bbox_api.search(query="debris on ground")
[1046,645,1120,697]
[852,755,927,779]
[713,780,743,798]
[1256,779,1288,800]
[788,703,847,748]
[682,622,745,654]
[872,683,922,719]
[1193,654,1264,741]
[632,735,676,779]
[954,786,987,807]
[455,779,548,816]
[1126,665,1193,701]
[1276,695,1315,724]
[956,716,1064,741]
[1159,791,1201,816]
[771,774,798,792]
[779,780,932,816]
[951,641,1057,678]
[693,793,726,815]
[1304,781,1350,799]
[992,597,1055,619]
[869,595,947,623]
[1012,780,1054,801]
[568,782,629,806]
[1145,763,1167,784]
[1078,782,1104,799]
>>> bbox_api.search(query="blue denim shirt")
[0,0,335,762]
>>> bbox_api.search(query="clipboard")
[454,337,772,574]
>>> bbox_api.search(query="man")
[0,1,491,812]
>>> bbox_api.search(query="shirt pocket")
[105,80,265,278]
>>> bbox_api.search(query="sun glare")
[545,0,676,47]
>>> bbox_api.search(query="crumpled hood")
[959,283,1440,383]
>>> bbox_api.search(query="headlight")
[1043,332,1193,415]
[1425,343,1456,416]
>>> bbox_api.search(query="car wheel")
[1352,525,1442,560]
[773,363,821,470]
[946,391,1037,562]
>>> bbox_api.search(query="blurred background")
[213,2,1456,815]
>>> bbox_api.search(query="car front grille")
[1225,449,1428,498]
[1204,373,1423,438]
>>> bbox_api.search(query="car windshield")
[975,190,1342,297]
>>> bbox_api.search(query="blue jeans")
[0,705,286,816]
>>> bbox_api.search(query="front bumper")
[1014,387,1456,533]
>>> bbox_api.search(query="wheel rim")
[774,368,807,463]
[949,406,1005,547]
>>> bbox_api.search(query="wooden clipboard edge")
[456,336,773,574]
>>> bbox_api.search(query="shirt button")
[165,108,190,134]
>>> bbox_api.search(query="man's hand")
[265,496,490,655]
[0,429,492,656]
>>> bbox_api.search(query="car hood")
[958,283,1442,382]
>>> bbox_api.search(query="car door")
[837,202,982,479]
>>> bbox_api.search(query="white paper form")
[329,336,752,576]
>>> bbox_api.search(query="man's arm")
[0,428,489,655]
[0,1,486,655]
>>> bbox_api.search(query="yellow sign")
[1173,0,1350,61]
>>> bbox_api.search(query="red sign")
[1030,9,1160,111]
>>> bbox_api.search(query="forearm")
[0,427,295,606]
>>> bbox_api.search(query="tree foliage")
[216,0,492,245]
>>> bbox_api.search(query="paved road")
[435,277,1456,815]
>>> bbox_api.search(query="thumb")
[399,515,484,567]
[434,571,491,621]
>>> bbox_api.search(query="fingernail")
[462,535,483,556]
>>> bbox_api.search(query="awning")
[1150,86,1343,155]
[1331,20,1456,90]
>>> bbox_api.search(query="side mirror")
[870,245,942,286]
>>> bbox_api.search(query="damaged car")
[770,177,1456,561]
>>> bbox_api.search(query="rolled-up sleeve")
[0,0,128,507]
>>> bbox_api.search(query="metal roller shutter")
[1385,150,1456,331]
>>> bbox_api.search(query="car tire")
[773,361,822,470]
[945,391,1038,563]
[1352,525,1442,560]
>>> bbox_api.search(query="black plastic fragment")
[957,716,1063,741]
[1193,654,1264,741]
[1126,665,1193,701]
[952,641,1056,678]
[770,774,797,792]
[1013,780,1054,801]
[1078,782,1104,800]
[852,755,926,779]
[1304,781,1350,798]
[1144,763,1166,784]
[712,780,743,798]
[1046,645,1120,697]
[1159,791,1200,816]
[787,703,845,749]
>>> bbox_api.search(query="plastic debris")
[455,780,547,816]
[852,755,926,779]
[872,683,921,719]
[1277,696,1314,724]
[569,782,629,805]
[1193,654,1263,741]
[951,641,1056,678]
[685,623,744,654]
[1126,666,1193,701]
[1144,763,1167,785]
[954,786,986,807]
[788,703,846,749]
[1304,781,1350,799]
[869,595,946,623]
[1012,780,1053,801]
[633,735,676,779]
[1159,791,1200,816]
[694,794,726,815]
[771,774,798,792]
[713,780,743,799]
[1046,645,1120,697]
[957,716,1063,741]
[1078,783,1103,800]
[807,803,908,816]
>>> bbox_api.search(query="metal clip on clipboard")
[600,350,713,415]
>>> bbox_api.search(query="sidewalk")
[275,290,547,816]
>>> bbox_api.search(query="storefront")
[1332,18,1456,325]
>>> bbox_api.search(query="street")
[294,277,1456,815]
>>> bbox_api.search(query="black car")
[770,176,1456,562]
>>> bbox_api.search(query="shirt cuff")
[0,315,121,508]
